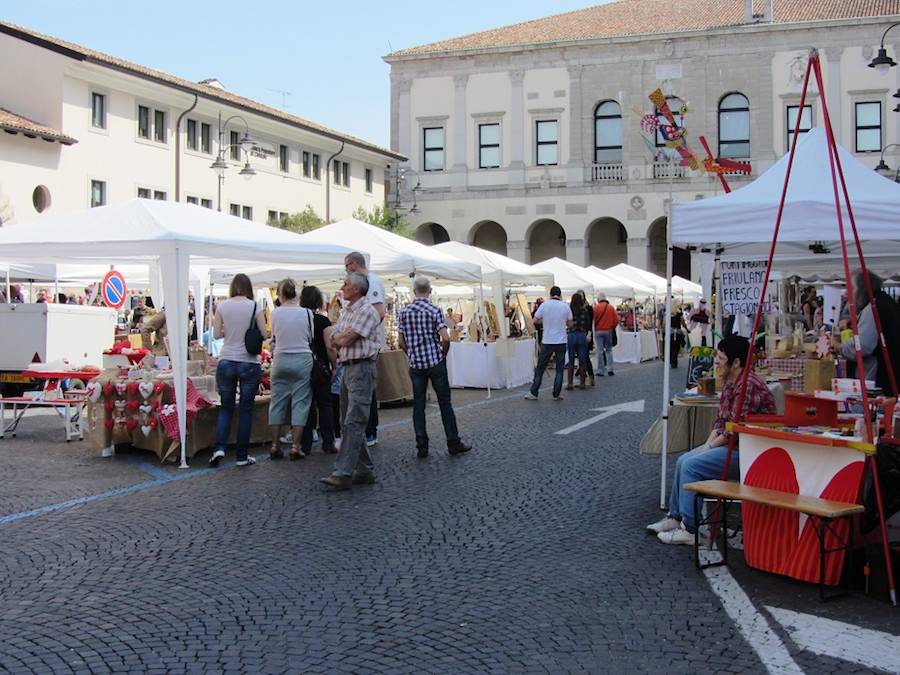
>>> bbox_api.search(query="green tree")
[351,204,410,237]
[268,204,324,233]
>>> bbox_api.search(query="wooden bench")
[0,394,86,442]
[684,479,864,600]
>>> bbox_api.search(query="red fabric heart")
[149,416,158,428]
[104,418,115,430]
[154,382,166,396]
[104,399,115,412]
[126,418,139,431]
[126,400,140,412]
[102,382,114,398]
[127,382,140,397]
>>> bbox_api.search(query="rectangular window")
[242,205,252,221]
[333,160,341,185]
[91,92,106,129]
[153,109,166,143]
[138,105,150,139]
[153,190,166,201]
[365,168,373,193]
[855,101,882,153]
[90,180,106,208]
[279,144,289,172]
[312,153,320,179]
[229,130,239,160]
[229,203,240,217]
[535,120,559,166]
[423,127,445,171]
[137,187,151,199]
[479,123,501,169]
[186,196,199,205]
[268,209,278,224]
[200,198,212,209]
[186,119,198,151]
[302,151,310,177]
[342,161,349,187]
[201,123,212,154]
[786,104,812,149]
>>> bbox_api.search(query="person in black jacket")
[299,285,339,454]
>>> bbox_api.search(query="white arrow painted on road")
[767,606,900,673]
[554,399,645,436]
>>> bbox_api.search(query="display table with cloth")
[756,357,805,392]
[446,338,535,389]
[613,329,659,364]
[376,350,413,402]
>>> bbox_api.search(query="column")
[396,78,412,160]
[451,74,469,192]
[823,47,843,145]
[627,237,649,270]
[566,65,586,184]
[566,238,588,266]
[506,239,529,264]
[508,69,526,187]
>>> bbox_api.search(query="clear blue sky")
[4,1,613,149]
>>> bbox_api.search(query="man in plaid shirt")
[398,277,471,458]
[320,272,382,490]
[648,335,775,544]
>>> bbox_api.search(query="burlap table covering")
[376,350,413,403]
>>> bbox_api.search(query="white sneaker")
[279,433,292,444]
[524,393,538,400]
[657,525,695,545]
[334,438,342,451]
[646,516,680,534]
[312,429,319,442]
[209,449,225,467]
[236,456,257,467]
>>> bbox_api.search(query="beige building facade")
[0,21,401,228]
[385,1,900,279]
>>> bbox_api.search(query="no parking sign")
[101,270,127,309]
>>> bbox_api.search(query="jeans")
[566,330,589,372]
[530,343,567,398]
[333,360,376,478]
[300,374,336,451]
[215,359,262,461]
[594,330,614,375]
[668,444,740,532]
[409,359,459,451]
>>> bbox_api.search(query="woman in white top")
[268,278,314,461]
[209,273,267,467]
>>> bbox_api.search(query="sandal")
[288,447,306,461]
[269,445,284,460]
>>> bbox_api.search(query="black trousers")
[300,375,335,451]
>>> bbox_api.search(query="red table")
[0,369,100,441]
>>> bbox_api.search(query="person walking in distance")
[565,291,592,390]
[525,286,573,401]
[343,251,385,448]
[398,277,472,459]
[320,272,381,490]
[593,293,618,377]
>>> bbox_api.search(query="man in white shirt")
[525,286,573,401]
[344,251,385,446]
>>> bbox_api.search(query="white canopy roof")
[672,128,900,247]
[671,275,703,301]
[532,257,635,297]
[586,265,656,296]
[432,241,553,288]
[605,263,668,295]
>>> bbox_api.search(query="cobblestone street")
[1,360,899,674]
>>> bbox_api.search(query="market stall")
[613,326,659,364]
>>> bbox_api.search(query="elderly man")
[320,272,382,490]
[398,276,471,458]
[344,251,385,447]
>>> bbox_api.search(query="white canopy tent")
[532,257,635,298]
[585,265,655,297]
[656,128,900,508]
[605,263,668,297]
[672,275,703,302]
[0,199,354,467]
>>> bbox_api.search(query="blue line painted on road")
[124,455,174,481]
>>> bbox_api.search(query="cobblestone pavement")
[1,360,898,674]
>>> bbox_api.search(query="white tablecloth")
[613,329,659,364]
[447,338,535,389]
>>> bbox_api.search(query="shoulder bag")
[244,302,264,356]
[307,309,331,386]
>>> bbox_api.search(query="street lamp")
[209,112,256,211]
[874,143,900,181]
[868,22,900,75]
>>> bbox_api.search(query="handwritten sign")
[719,259,771,316]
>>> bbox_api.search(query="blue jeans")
[530,343,567,398]
[409,359,459,451]
[215,359,262,461]
[668,444,740,532]
[566,330,589,372]
[594,330,614,375]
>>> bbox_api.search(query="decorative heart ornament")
[139,382,154,400]
[126,419,139,432]
[114,400,126,411]
[139,404,152,415]
[141,425,153,437]
[86,382,102,403]
[115,416,127,428]
[126,400,140,413]
[153,382,166,396]
[127,381,140,397]
[104,418,115,430]
[102,382,114,398]
[115,382,127,397]
[104,399,115,412]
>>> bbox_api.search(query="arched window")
[718,93,750,159]
[594,100,622,164]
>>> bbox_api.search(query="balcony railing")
[591,163,624,182]
[652,161,687,179]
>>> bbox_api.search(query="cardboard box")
[804,358,835,394]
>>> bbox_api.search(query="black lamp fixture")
[868,22,900,75]
[209,112,257,211]
[874,143,900,181]
[809,241,831,255]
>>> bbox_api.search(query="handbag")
[307,309,331,386]
[244,303,264,356]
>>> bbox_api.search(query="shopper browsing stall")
[593,293,618,377]
[299,285,338,455]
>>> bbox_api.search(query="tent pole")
[660,176,675,510]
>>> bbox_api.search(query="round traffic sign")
[101,270,127,309]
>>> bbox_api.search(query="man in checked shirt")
[398,277,472,459]
[320,272,382,490]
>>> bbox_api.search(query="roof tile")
[0,107,77,145]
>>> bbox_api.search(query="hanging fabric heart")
[126,418,139,432]
[138,381,154,400]
[150,399,161,411]
[114,400,126,411]
[86,382,102,403]
[104,418,115,430]
[126,400,140,413]
[139,404,152,415]
[115,416,127,428]
[104,398,115,412]
[148,416,158,428]
[141,424,153,437]
[115,382,127,397]
[102,382,114,398]
[127,381,140,397]
[153,382,166,396]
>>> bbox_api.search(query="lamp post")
[868,22,900,75]
[210,112,257,212]
[391,166,420,230]
[874,143,900,182]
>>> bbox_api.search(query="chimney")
[198,78,226,90]
[744,0,773,24]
